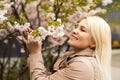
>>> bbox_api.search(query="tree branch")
[36,1,42,26]
[21,3,33,29]
[54,0,63,20]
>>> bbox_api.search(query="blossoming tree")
[0,0,120,79]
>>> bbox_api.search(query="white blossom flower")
[76,7,82,14]
[27,27,49,41]
[102,0,113,6]
[38,27,49,40]
[48,36,67,47]
[88,10,97,15]
[12,43,16,48]
[0,29,9,40]
[47,22,65,38]
[14,0,25,5]
[6,22,15,33]
[16,36,23,43]
[52,24,65,38]
[47,13,55,20]
[80,12,89,18]
[28,34,42,41]
[0,9,7,15]
[24,23,30,28]
[14,22,30,33]
[49,7,53,11]
[87,0,93,4]
[0,10,8,24]
[4,2,13,9]
[0,2,14,24]
[14,22,22,31]
[57,19,62,25]
[82,5,90,12]
[4,39,8,44]
[95,8,106,14]
[48,25,55,35]
[49,0,54,3]
[27,34,34,41]
[20,48,25,53]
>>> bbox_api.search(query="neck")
[74,47,95,56]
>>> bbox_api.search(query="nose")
[72,28,79,34]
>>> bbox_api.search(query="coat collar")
[64,48,95,58]
[53,48,95,71]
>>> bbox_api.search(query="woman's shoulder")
[68,56,97,70]
[66,55,98,80]
[69,55,96,62]
[66,57,95,77]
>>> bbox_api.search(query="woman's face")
[67,19,95,51]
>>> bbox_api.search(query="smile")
[71,35,78,40]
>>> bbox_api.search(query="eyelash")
[81,28,86,32]
[80,26,86,32]
[75,25,86,32]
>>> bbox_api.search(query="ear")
[90,39,96,49]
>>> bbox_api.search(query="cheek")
[77,38,90,47]
[79,36,91,45]
[67,35,91,49]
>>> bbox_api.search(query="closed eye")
[81,28,86,32]
[80,26,86,32]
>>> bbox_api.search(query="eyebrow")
[79,24,88,29]
[76,23,88,29]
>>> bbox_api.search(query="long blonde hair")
[86,16,111,80]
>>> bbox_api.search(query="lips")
[71,35,78,40]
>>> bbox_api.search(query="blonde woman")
[23,16,111,80]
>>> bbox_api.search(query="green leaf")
[31,29,41,37]
[0,5,4,9]
[61,17,68,22]
[0,24,7,29]
[25,0,36,4]
[20,16,27,24]
[41,5,50,12]
[51,21,60,26]
[59,0,66,3]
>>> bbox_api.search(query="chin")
[67,39,75,47]
[67,39,85,50]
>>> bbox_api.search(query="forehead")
[78,19,89,28]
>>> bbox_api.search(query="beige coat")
[27,48,99,80]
